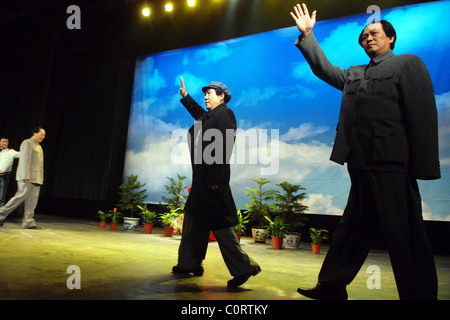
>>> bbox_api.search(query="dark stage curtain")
[1,3,135,216]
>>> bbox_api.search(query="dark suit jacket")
[296,33,440,180]
[181,94,239,230]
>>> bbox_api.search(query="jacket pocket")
[367,72,396,95]
[372,130,409,164]
[344,75,362,96]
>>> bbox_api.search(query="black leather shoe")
[297,283,348,300]
[172,265,204,277]
[25,225,41,230]
[227,266,261,288]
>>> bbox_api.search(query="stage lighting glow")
[142,7,150,17]
[187,0,195,7]
[165,3,173,12]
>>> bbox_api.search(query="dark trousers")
[177,213,259,276]
[0,174,11,206]
[318,168,437,300]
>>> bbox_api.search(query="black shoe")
[297,283,348,300]
[25,225,41,230]
[227,266,261,288]
[172,265,204,277]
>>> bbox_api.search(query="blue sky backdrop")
[125,0,450,221]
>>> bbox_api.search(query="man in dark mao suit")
[172,77,260,288]
[291,3,439,300]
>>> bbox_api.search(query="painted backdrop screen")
[124,1,450,221]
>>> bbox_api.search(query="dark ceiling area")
[1,0,436,58]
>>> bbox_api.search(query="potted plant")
[137,204,157,234]
[244,178,277,243]
[117,174,148,230]
[265,216,289,249]
[159,208,180,237]
[97,210,107,229]
[233,209,249,242]
[309,228,329,254]
[172,213,184,236]
[273,181,309,249]
[109,208,123,231]
[161,174,189,212]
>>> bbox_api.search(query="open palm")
[180,76,187,97]
[290,3,316,37]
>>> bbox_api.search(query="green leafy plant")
[161,174,189,213]
[309,228,329,244]
[109,208,123,224]
[244,178,277,226]
[274,181,309,232]
[137,204,157,224]
[97,210,107,222]
[265,216,289,238]
[159,208,181,227]
[234,209,249,234]
[116,174,148,218]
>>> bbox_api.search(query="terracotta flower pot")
[143,223,153,234]
[99,221,106,229]
[272,236,283,249]
[110,223,117,231]
[235,233,241,243]
[164,226,174,237]
[312,243,321,254]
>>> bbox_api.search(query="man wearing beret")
[172,77,260,288]
[290,3,439,300]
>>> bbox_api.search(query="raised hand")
[180,76,188,97]
[290,3,317,38]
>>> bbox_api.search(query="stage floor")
[0,214,449,301]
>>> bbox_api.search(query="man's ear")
[220,93,225,103]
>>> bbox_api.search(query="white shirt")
[0,149,20,174]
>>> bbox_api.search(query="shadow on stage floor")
[0,214,449,302]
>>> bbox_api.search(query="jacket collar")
[30,137,40,145]
[205,103,227,118]
[370,49,394,65]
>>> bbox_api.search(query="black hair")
[212,88,230,103]
[358,20,396,50]
[31,127,44,135]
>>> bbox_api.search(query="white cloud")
[135,57,167,99]
[292,61,319,82]
[320,22,367,67]
[303,193,343,216]
[384,2,450,54]
[124,117,346,207]
[281,122,329,141]
[436,91,450,110]
[123,125,191,202]
[195,42,234,65]
[422,201,450,222]
[436,91,450,166]
[234,86,280,108]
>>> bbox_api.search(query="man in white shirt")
[0,136,20,207]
